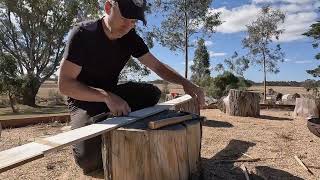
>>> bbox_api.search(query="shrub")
[48,90,65,105]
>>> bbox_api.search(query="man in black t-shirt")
[59,0,205,175]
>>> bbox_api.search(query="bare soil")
[1,109,320,179]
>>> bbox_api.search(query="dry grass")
[1,109,320,179]
[249,85,311,95]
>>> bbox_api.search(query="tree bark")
[21,74,41,107]
[8,92,18,113]
[102,111,202,180]
[184,1,188,79]
[293,98,320,118]
[224,89,260,117]
[263,52,267,103]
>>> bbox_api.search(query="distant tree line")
[252,81,320,87]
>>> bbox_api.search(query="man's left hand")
[183,83,205,108]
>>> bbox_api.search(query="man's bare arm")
[58,59,107,102]
[138,52,205,106]
[58,59,131,116]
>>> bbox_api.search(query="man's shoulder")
[73,19,100,33]
[66,19,101,42]
[76,19,100,32]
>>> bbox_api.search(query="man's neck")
[102,17,118,40]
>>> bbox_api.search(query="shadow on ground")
[203,119,233,128]
[201,139,302,180]
[259,115,293,121]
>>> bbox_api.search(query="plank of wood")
[148,115,193,129]
[0,143,50,173]
[128,104,171,118]
[294,155,314,175]
[0,95,192,173]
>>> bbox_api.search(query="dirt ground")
[1,109,320,180]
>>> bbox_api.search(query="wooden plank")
[148,115,193,129]
[0,95,192,173]
[42,117,137,154]
[0,143,50,173]
[128,105,171,118]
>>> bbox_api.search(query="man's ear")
[104,1,112,15]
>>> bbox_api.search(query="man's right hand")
[103,91,131,116]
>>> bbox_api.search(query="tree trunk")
[8,92,18,113]
[102,110,202,180]
[263,55,267,103]
[184,5,188,79]
[224,89,260,117]
[21,75,41,107]
[293,98,320,118]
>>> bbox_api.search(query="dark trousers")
[70,82,161,174]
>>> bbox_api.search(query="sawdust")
[0,109,319,179]
[201,109,320,180]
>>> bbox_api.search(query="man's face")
[107,1,137,38]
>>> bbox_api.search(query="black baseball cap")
[115,0,147,25]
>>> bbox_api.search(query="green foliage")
[48,89,65,105]
[214,63,225,74]
[0,52,23,112]
[303,20,320,77]
[150,0,221,77]
[224,52,250,77]
[120,57,151,81]
[242,6,285,73]
[303,79,320,98]
[242,6,285,101]
[306,65,320,78]
[191,38,210,84]
[200,71,252,99]
[0,0,101,106]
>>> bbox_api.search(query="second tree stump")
[224,89,260,117]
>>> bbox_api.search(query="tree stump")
[174,97,200,115]
[293,98,320,118]
[101,110,202,180]
[224,89,260,117]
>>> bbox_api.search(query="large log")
[173,97,200,115]
[293,98,320,118]
[224,89,260,117]
[101,110,202,180]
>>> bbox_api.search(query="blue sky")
[142,0,320,82]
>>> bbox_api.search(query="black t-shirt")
[63,18,149,114]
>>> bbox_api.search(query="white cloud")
[284,58,292,62]
[210,5,260,33]
[210,0,319,42]
[294,60,313,64]
[205,41,213,46]
[209,51,227,57]
[278,11,318,42]
[253,0,314,4]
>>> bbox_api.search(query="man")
[58,0,205,175]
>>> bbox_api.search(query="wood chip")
[294,155,314,175]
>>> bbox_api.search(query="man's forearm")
[156,63,192,87]
[58,79,107,103]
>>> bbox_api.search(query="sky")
[142,0,320,82]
